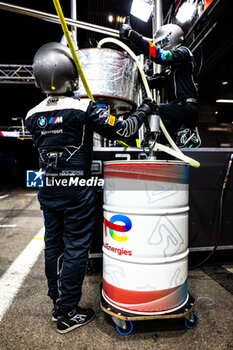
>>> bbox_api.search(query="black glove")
[137,98,158,116]
[119,23,132,39]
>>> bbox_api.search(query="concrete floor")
[0,188,233,350]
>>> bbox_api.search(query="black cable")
[189,153,233,270]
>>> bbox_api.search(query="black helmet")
[33,42,79,95]
[153,24,184,50]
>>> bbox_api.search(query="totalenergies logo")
[104,214,132,242]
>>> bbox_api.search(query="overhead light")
[221,81,229,85]
[130,0,153,22]
[208,127,228,131]
[116,16,126,23]
[176,2,197,24]
[216,99,233,103]
[108,15,114,23]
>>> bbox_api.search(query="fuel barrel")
[102,160,189,315]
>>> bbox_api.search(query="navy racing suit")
[25,94,147,310]
[129,30,199,135]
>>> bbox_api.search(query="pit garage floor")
[0,188,233,350]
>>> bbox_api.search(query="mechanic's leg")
[158,103,198,130]
[157,103,198,143]
[57,186,96,310]
[42,206,64,302]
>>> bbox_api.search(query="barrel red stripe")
[103,279,187,313]
[104,163,187,184]
[103,279,177,304]
[104,170,176,183]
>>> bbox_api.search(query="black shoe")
[175,126,201,148]
[52,303,60,322]
[190,127,201,147]
[57,306,95,334]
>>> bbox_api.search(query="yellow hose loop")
[154,143,200,168]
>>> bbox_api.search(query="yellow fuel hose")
[97,37,200,168]
[53,0,94,101]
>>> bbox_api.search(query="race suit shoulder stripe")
[86,100,146,140]
[149,41,156,58]
[148,41,172,62]
[26,96,91,119]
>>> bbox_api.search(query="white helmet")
[153,24,184,50]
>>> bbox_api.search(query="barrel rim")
[103,160,189,166]
[76,94,137,108]
[103,204,189,215]
[77,47,133,59]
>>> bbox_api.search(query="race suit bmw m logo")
[37,116,47,128]
[48,116,63,124]
[37,116,63,128]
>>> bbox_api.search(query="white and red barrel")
[102,160,190,315]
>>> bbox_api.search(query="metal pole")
[153,0,163,35]
[0,2,152,40]
[70,0,78,49]
[0,2,116,38]
[152,0,163,101]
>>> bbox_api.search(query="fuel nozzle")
[141,113,160,154]
[148,113,160,134]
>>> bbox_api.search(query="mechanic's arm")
[25,114,37,146]
[86,98,157,140]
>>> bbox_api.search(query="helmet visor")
[154,36,169,49]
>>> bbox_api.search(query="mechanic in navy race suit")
[25,42,157,334]
[119,22,201,148]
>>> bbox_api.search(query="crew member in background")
[25,42,157,334]
[120,22,201,148]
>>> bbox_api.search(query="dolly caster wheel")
[184,311,198,329]
[116,321,133,335]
